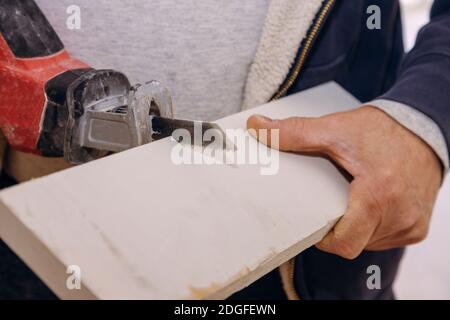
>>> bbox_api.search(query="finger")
[316,182,381,259]
[247,115,334,154]
[365,224,412,250]
[365,237,411,251]
[247,114,361,177]
[366,214,430,251]
[365,232,425,251]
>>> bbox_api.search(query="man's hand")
[247,106,442,259]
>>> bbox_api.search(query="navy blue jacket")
[290,0,450,157]
[233,0,450,300]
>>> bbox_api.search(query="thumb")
[247,114,333,153]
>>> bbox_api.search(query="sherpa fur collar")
[242,0,325,110]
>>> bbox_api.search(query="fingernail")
[248,127,258,139]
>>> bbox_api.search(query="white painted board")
[0,82,359,299]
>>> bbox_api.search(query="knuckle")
[289,117,306,137]
[337,248,360,260]
[277,118,303,149]
[401,209,421,229]
[333,239,361,260]
[290,117,311,146]
[317,118,340,151]
[270,119,283,129]
[408,225,430,244]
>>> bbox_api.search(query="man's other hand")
[247,106,442,259]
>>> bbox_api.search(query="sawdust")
[187,265,252,299]
[188,282,223,300]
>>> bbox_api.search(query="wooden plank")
[0,82,358,299]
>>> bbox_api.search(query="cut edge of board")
[0,200,96,300]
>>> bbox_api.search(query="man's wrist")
[364,99,449,173]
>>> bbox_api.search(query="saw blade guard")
[64,70,174,164]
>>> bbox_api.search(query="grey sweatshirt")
[35,0,270,121]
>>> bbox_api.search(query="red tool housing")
[0,0,90,155]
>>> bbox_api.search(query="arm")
[246,1,449,258]
[373,0,450,171]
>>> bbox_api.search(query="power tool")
[0,0,229,164]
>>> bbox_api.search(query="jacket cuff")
[365,99,449,172]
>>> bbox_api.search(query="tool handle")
[0,0,89,154]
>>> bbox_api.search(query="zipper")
[273,0,336,299]
[271,0,336,101]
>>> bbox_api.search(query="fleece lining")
[242,0,325,110]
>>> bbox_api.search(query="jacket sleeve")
[375,0,450,170]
